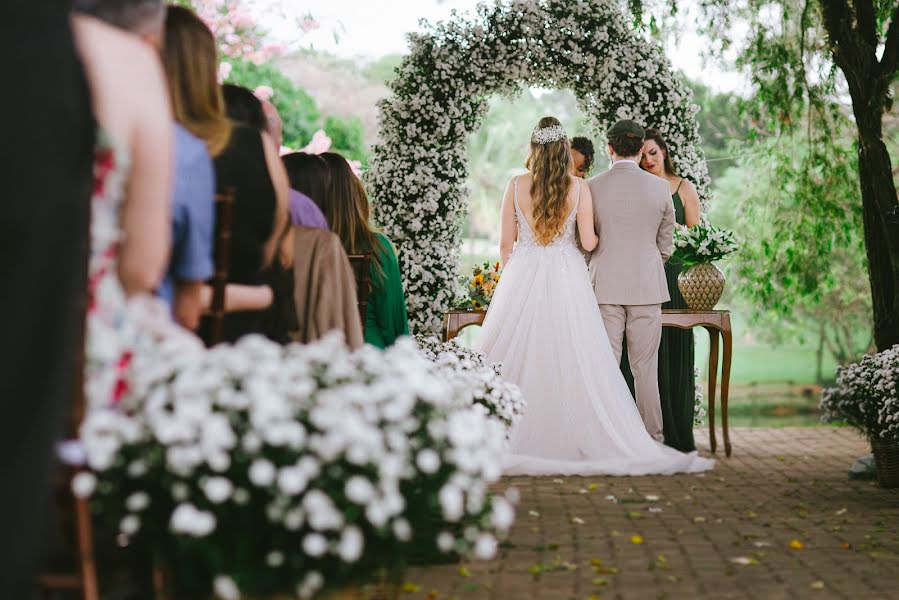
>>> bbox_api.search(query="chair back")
[346,253,372,333]
[207,187,235,345]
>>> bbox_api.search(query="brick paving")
[405,428,899,600]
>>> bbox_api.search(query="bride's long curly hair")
[525,116,573,245]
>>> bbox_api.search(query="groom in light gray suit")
[586,120,675,442]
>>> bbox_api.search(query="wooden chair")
[346,253,372,334]
[39,321,99,600]
[206,187,235,346]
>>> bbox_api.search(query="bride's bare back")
[498,173,598,265]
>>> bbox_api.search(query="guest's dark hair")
[319,152,385,282]
[222,84,267,132]
[608,132,644,158]
[282,152,330,208]
[570,136,595,174]
[72,0,165,34]
[643,128,677,176]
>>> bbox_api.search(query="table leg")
[721,321,733,457]
[443,314,454,342]
[705,326,719,455]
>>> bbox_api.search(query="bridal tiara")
[532,124,567,144]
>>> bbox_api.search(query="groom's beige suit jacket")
[586,161,675,305]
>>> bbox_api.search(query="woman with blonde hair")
[163,6,289,344]
[476,116,713,477]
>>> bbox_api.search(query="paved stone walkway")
[405,428,899,600]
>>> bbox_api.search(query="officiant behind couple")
[477,116,713,476]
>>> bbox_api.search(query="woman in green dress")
[640,129,702,451]
[319,152,410,348]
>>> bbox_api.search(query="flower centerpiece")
[820,344,899,488]
[73,334,516,598]
[672,219,739,310]
[461,262,501,311]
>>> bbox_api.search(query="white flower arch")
[366,0,710,334]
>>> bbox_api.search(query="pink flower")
[300,130,333,155]
[254,85,275,101]
[217,62,232,82]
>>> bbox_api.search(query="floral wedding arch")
[366,0,711,334]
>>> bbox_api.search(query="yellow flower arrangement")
[463,262,502,310]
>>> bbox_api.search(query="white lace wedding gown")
[478,178,714,476]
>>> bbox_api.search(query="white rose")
[438,485,464,522]
[344,476,375,505]
[303,533,328,557]
[248,459,276,487]
[338,526,364,562]
[213,575,240,600]
[203,477,234,504]
[416,449,441,474]
[71,472,97,499]
[266,550,285,567]
[392,518,412,542]
[490,497,515,530]
[125,491,150,512]
[436,531,455,552]
[297,571,324,599]
[120,514,141,536]
[169,503,216,537]
[474,533,498,559]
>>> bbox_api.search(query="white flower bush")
[415,335,526,431]
[366,0,711,334]
[821,345,899,441]
[78,334,515,598]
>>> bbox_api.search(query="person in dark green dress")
[639,128,702,451]
[318,152,410,348]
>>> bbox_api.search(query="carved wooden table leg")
[705,326,720,455]
[721,315,733,457]
[442,312,455,342]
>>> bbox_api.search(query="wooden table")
[442,308,733,457]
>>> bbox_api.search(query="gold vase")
[677,263,725,310]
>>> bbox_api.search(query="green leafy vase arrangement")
[821,344,899,488]
[672,220,739,310]
[462,262,501,311]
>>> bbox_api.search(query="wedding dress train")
[477,178,714,476]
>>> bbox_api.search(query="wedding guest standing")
[318,153,409,348]
[570,136,595,178]
[164,7,289,343]
[641,127,702,452]
[0,4,94,595]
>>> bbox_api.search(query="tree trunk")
[853,110,899,351]
[818,0,899,351]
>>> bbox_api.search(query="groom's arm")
[656,182,675,263]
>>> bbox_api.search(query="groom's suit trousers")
[599,303,664,441]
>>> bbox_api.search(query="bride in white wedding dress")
[478,117,713,476]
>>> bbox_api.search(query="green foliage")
[224,58,320,147]
[717,131,872,365]
[324,115,368,164]
[363,54,405,84]
[683,78,751,180]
